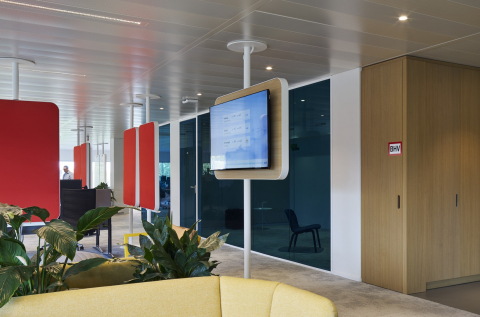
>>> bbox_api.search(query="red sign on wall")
[389,142,402,156]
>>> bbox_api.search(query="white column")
[146,97,152,224]
[243,45,252,279]
[12,61,19,100]
[77,130,80,146]
[129,105,134,129]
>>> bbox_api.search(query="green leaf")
[190,262,209,277]
[142,220,156,241]
[0,266,35,308]
[139,235,153,251]
[168,227,183,251]
[63,258,109,280]
[75,207,125,241]
[7,214,27,233]
[143,247,154,264]
[126,244,144,256]
[174,250,187,268]
[45,281,69,291]
[22,207,50,223]
[0,215,7,233]
[0,239,29,266]
[0,236,26,252]
[34,219,77,260]
[43,263,66,281]
[16,256,27,266]
[198,232,229,252]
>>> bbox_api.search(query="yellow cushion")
[3,276,222,317]
[270,283,338,317]
[220,276,280,317]
[64,259,137,289]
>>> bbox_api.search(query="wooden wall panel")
[404,58,427,294]
[361,59,404,293]
[424,62,461,283]
[460,69,480,277]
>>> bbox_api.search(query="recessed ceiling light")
[0,0,143,25]
[321,115,325,117]
[301,100,305,102]
[399,16,408,21]
[266,66,273,70]
[0,66,86,77]
[159,108,164,110]
[197,93,202,96]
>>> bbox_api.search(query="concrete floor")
[22,209,479,316]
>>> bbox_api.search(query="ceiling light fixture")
[266,66,273,70]
[159,107,164,110]
[301,100,305,102]
[197,93,202,96]
[0,0,143,25]
[0,66,86,77]
[399,16,408,21]
[182,98,198,104]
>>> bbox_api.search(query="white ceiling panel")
[0,0,478,148]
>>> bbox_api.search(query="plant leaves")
[34,219,77,260]
[0,266,35,308]
[174,250,187,268]
[43,263,66,281]
[6,214,27,233]
[75,206,125,241]
[142,220,156,241]
[125,244,144,256]
[45,281,69,291]
[168,227,183,251]
[139,235,153,251]
[190,262,210,277]
[0,215,7,233]
[198,232,229,252]
[0,239,29,266]
[15,256,27,266]
[22,206,50,223]
[63,258,109,280]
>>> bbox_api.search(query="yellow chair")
[123,224,201,257]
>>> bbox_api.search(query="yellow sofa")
[3,276,338,317]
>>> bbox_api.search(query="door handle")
[190,185,197,194]
[398,195,400,209]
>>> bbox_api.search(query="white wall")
[170,121,180,226]
[330,68,362,281]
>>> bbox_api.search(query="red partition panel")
[0,100,59,221]
[139,122,159,210]
[73,145,82,183]
[123,127,139,206]
[80,143,90,187]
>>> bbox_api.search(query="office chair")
[284,209,322,253]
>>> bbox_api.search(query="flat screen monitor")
[210,89,270,171]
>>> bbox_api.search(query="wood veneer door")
[362,59,404,292]
[460,69,480,276]
[425,62,461,283]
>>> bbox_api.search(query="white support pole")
[243,45,252,279]
[77,130,80,146]
[145,96,152,224]
[84,128,87,144]
[129,104,134,243]
[12,61,19,100]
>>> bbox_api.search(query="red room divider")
[0,100,59,221]
[123,127,139,206]
[139,121,159,210]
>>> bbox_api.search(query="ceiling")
[1,0,480,149]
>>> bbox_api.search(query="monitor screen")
[210,89,270,171]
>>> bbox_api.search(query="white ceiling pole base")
[227,40,267,280]
[0,57,35,100]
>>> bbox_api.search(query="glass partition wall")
[192,80,331,271]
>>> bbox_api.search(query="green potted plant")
[124,217,228,283]
[0,203,125,308]
[94,182,116,203]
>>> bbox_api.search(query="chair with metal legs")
[284,209,322,253]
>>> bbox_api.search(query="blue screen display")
[210,90,269,170]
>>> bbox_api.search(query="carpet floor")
[22,209,477,316]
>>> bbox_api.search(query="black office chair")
[284,209,322,253]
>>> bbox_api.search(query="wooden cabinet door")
[362,59,404,292]
[460,69,480,277]
[425,62,461,283]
